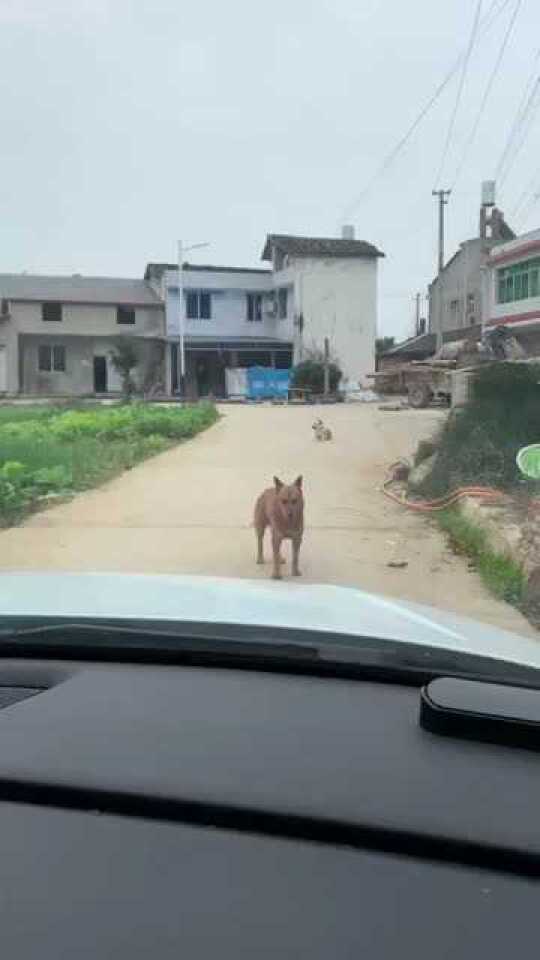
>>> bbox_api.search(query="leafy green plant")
[110,336,140,400]
[291,359,342,394]
[0,461,27,483]
[0,402,218,526]
[31,465,73,490]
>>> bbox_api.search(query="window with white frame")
[186,290,212,320]
[246,293,263,322]
[38,344,66,372]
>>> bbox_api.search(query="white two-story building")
[144,261,289,398]
[146,229,384,398]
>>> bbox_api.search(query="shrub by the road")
[0,402,218,525]
[291,359,342,395]
[415,363,540,497]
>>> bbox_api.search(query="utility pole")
[323,337,330,396]
[177,239,184,398]
[414,292,421,336]
[176,240,210,399]
[432,189,451,351]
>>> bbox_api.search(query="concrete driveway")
[0,402,534,635]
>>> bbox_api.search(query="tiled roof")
[145,262,271,279]
[261,234,384,261]
[0,274,162,306]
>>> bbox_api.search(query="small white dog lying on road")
[312,418,333,441]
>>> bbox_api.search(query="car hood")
[0,572,539,670]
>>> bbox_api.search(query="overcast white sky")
[0,0,538,340]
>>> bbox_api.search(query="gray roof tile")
[0,274,162,306]
[262,234,384,261]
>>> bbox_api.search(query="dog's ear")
[273,476,283,490]
[295,475,303,489]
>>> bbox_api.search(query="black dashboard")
[0,657,536,957]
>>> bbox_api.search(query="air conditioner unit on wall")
[264,298,277,318]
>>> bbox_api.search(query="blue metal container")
[246,367,291,400]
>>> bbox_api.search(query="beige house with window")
[0,275,166,396]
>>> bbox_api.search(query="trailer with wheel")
[403,363,454,408]
[367,362,477,408]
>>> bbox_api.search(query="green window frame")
[497,256,540,304]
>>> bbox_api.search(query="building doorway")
[194,352,226,398]
[93,356,108,393]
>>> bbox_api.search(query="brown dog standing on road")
[254,476,304,580]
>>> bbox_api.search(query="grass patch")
[0,402,218,526]
[437,507,525,606]
[0,405,64,425]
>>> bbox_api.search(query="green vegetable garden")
[0,402,218,526]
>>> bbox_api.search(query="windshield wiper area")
[0,620,320,664]
[0,618,539,688]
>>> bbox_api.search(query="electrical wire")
[514,181,540,230]
[498,80,540,192]
[495,48,540,185]
[451,0,523,189]
[509,163,540,221]
[341,0,511,219]
[433,0,483,189]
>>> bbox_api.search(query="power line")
[511,163,540,225]
[509,149,540,220]
[500,81,540,193]
[495,47,540,184]
[515,192,540,230]
[451,0,522,189]
[340,0,511,219]
[433,0,483,189]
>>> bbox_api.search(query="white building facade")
[146,229,384,398]
[483,228,540,353]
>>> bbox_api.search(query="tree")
[291,358,342,395]
[376,336,395,357]
[110,336,139,401]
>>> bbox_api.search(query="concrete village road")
[0,402,535,636]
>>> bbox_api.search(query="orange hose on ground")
[382,460,504,513]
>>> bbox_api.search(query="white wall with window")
[485,229,540,332]
[164,267,290,340]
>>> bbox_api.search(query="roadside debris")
[386,537,408,569]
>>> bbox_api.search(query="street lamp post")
[177,239,210,398]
